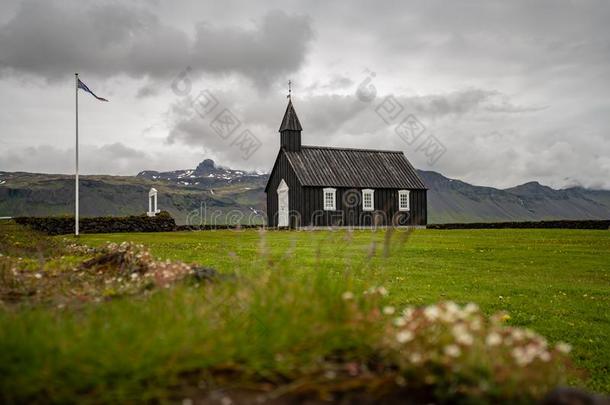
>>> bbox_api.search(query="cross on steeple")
[287,80,292,99]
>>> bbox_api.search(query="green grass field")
[1,225,609,403]
[78,229,610,390]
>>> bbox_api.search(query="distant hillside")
[1,160,609,224]
[0,160,267,225]
[420,171,610,223]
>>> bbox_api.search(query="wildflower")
[556,342,572,354]
[440,304,459,322]
[409,352,422,364]
[341,291,354,300]
[377,286,388,296]
[511,329,525,341]
[424,305,440,321]
[512,347,523,359]
[383,306,395,315]
[452,324,473,346]
[402,307,414,319]
[34,273,42,279]
[486,332,502,347]
[444,344,461,358]
[464,302,479,314]
[539,351,551,362]
[445,301,459,314]
[500,314,511,322]
[395,375,407,386]
[393,317,407,327]
[396,330,414,343]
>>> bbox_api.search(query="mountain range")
[1,159,609,224]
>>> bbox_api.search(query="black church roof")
[283,145,426,189]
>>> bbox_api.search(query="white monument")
[147,187,160,217]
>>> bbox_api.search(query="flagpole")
[75,73,79,237]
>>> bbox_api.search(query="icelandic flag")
[77,79,108,102]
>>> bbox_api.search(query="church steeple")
[279,97,302,151]
[279,98,302,132]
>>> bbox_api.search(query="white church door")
[277,179,289,227]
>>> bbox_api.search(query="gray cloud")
[0,1,313,88]
[163,85,559,177]
[192,10,313,89]
[305,75,355,92]
[0,1,189,80]
[136,83,160,99]
[0,143,204,175]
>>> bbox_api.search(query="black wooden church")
[265,98,427,228]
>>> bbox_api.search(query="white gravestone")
[147,187,160,217]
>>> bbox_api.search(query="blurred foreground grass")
[0,222,608,403]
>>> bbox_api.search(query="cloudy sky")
[1,0,609,189]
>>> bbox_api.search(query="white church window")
[323,188,336,210]
[362,189,374,211]
[398,190,410,211]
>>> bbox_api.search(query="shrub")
[376,300,572,402]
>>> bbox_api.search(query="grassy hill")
[419,171,610,223]
[0,170,266,225]
[1,160,609,224]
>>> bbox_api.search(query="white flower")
[524,344,538,358]
[393,317,407,327]
[34,273,42,279]
[511,347,531,366]
[539,351,551,362]
[409,352,422,364]
[402,307,414,319]
[396,330,414,343]
[444,344,461,358]
[424,306,440,321]
[383,306,395,315]
[342,291,354,300]
[377,286,388,296]
[464,303,479,314]
[486,332,502,347]
[511,329,525,341]
[452,325,474,346]
[457,334,473,346]
[556,342,572,354]
[445,301,459,315]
